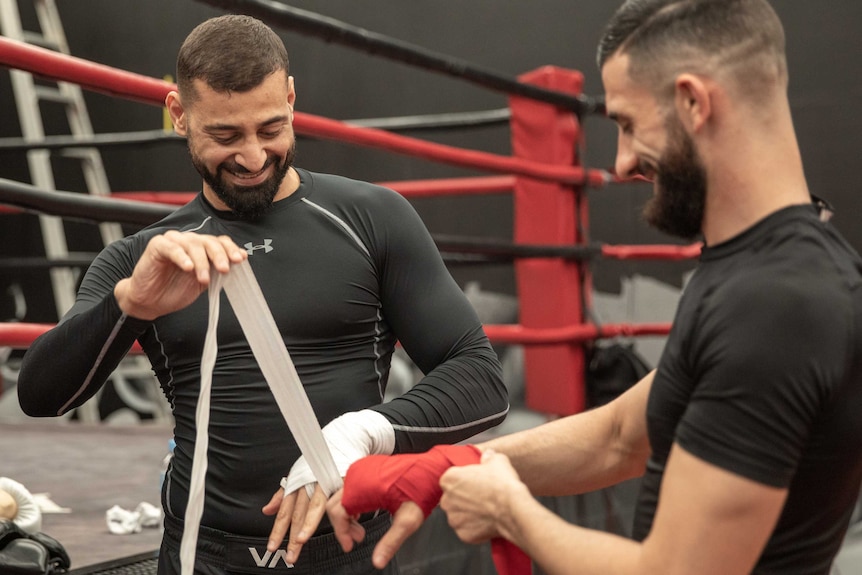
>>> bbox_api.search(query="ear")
[165,91,188,136]
[287,75,296,112]
[674,73,711,133]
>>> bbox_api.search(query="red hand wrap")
[342,444,532,575]
[342,444,481,518]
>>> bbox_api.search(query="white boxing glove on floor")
[0,476,42,534]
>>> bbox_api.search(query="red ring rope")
[0,37,610,187]
[0,32,684,420]
[0,322,670,349]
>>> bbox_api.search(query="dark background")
[2,4,861,567]
[1,0,860,323]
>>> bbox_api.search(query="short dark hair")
[176,14,290,105]
[597,0,787,101]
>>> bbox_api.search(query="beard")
[189,139,295,221]
[642,119,707,240]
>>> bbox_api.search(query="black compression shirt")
[18,168,508,536]
[633,205,862,574]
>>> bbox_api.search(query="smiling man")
[330,1,862,574]
[17,14,509,575]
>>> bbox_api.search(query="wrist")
[114,278,153,320]
[495,479,532,544]
[326,409,395,456]
[353,409,395,455]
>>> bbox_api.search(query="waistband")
[162,510,390,574]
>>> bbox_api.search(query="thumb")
[372,502,425,569]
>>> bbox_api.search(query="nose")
[234,138,268,173]
[614,135,639,180]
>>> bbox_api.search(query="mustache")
[636,160,657,182]
[220,155,277,175]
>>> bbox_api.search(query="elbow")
[477,351,508,413]
[16,362,63,418]
[482,356,510,425]
[16,383,55,418]
[17,393,51,418]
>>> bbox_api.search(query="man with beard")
[328,1,862,574]
[16,14,508,575]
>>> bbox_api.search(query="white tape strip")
[181,260,342,575]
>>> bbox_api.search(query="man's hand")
[330,444,483,568]
[260,410,395,563]
[440,449,529,544]
[262,482,329,562]
[326,488,366,553]
[115,231,247,320]
[327,489,425,570]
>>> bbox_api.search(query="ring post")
[509,66,588,416]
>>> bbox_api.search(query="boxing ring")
[0,10,699,415]
[0,1,700,572]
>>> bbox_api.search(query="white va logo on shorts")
[248,547,295,568]
[245,239,274,255]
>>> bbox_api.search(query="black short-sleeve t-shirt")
[634,205,862,574]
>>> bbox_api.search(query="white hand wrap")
[0,476,42,534]
[280,409,395,498]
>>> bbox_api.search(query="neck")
[274,166,301,202]
[700,98,810,245]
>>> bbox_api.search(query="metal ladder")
[0,0,170,423]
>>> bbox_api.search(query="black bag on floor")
[586,342,652,408]
[0,519,70,574]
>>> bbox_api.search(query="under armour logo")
[244,239,273,255]
[248,547,294,569]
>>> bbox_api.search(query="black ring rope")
[433,234,602,261]
[347,108,511,131]
[195,0,605,117]
[0,178,173,227]
[439,253,515,266]
[0,130,182,152]
[0,255,99,270]
[1,179,610,264]
[0,109,513,153]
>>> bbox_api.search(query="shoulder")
[98,199,216,260]
[712,214,859,312]
[301,169,410,209]
[298,170,422,237]
[694,229,858,361]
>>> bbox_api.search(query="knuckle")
[404,514,423,531]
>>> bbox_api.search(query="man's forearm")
[480,371,653,496]
[17,295,146,416]
[376,336,508,453]
[505,494,643,575]
[477,408,631,496]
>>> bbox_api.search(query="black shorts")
[158,511,400,575]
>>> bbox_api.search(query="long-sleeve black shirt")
[18,168,508,536]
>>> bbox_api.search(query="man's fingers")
[186,237,220,283]
[204,234,246,274]
[327,489,365,553]
[372,502,425,570]
[152,231,246,282]
[261,488,284,516]
[286,487,311,563]
[296,486,328,543]
[147,232,193,272]
[266,490,297,553]
[217,234,248,264]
